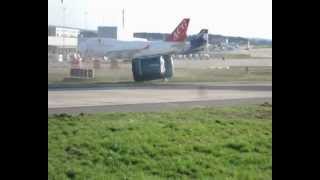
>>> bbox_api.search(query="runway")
[48,82,272,114]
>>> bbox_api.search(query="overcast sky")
[48,0,272,40]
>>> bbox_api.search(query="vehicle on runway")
[78,18,208,82]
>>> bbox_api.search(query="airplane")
[78,18,190,60]
[77,18,208,81]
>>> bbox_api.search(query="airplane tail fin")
[190,29,208,48]
[181,29,208,54]
[197,29,208,41]
[166,18,190,42]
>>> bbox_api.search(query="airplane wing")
[79,38,151,60]
[105,49,145,59]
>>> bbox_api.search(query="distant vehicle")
[58,54,63,62]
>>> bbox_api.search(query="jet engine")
[131,55,174,81]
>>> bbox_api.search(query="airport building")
[97,26,117,39]
[133,32,168,41]
[48,25,118,56]
[48,25,120,61]
[48,25,97,55]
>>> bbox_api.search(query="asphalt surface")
[48,82,272,115]
[48,82,272,91]
[48,97,272,115]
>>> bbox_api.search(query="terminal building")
[98,26,117,39]
[48,25,97,55]
[48,25,118,60]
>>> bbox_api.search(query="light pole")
[122,9,125,29]
[84,11,88,29]
[62,6,66,61]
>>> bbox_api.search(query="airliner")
[78,18,195,60]
[76,18,209,81]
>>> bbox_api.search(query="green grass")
[48,65,134,84]
[221,54,252,59]
[48,104,272,180]
[173,66,272,82]
[252,45,272,49]
[48,65,272,84]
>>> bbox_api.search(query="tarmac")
[48,82,272,114]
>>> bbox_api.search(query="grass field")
[252,45,272,49]
[173,66,272,82]
[220,54,252,59]
[48,104,272,180]
[48,64,272,84]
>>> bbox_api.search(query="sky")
[48,0,272,40]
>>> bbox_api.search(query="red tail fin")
[166,18,190,42]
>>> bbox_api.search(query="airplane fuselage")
[78,38,187,59]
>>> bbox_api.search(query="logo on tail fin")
[166,18,190,42]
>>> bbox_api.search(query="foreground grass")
[48,104,272,180]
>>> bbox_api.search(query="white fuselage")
[78,38,188,59]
